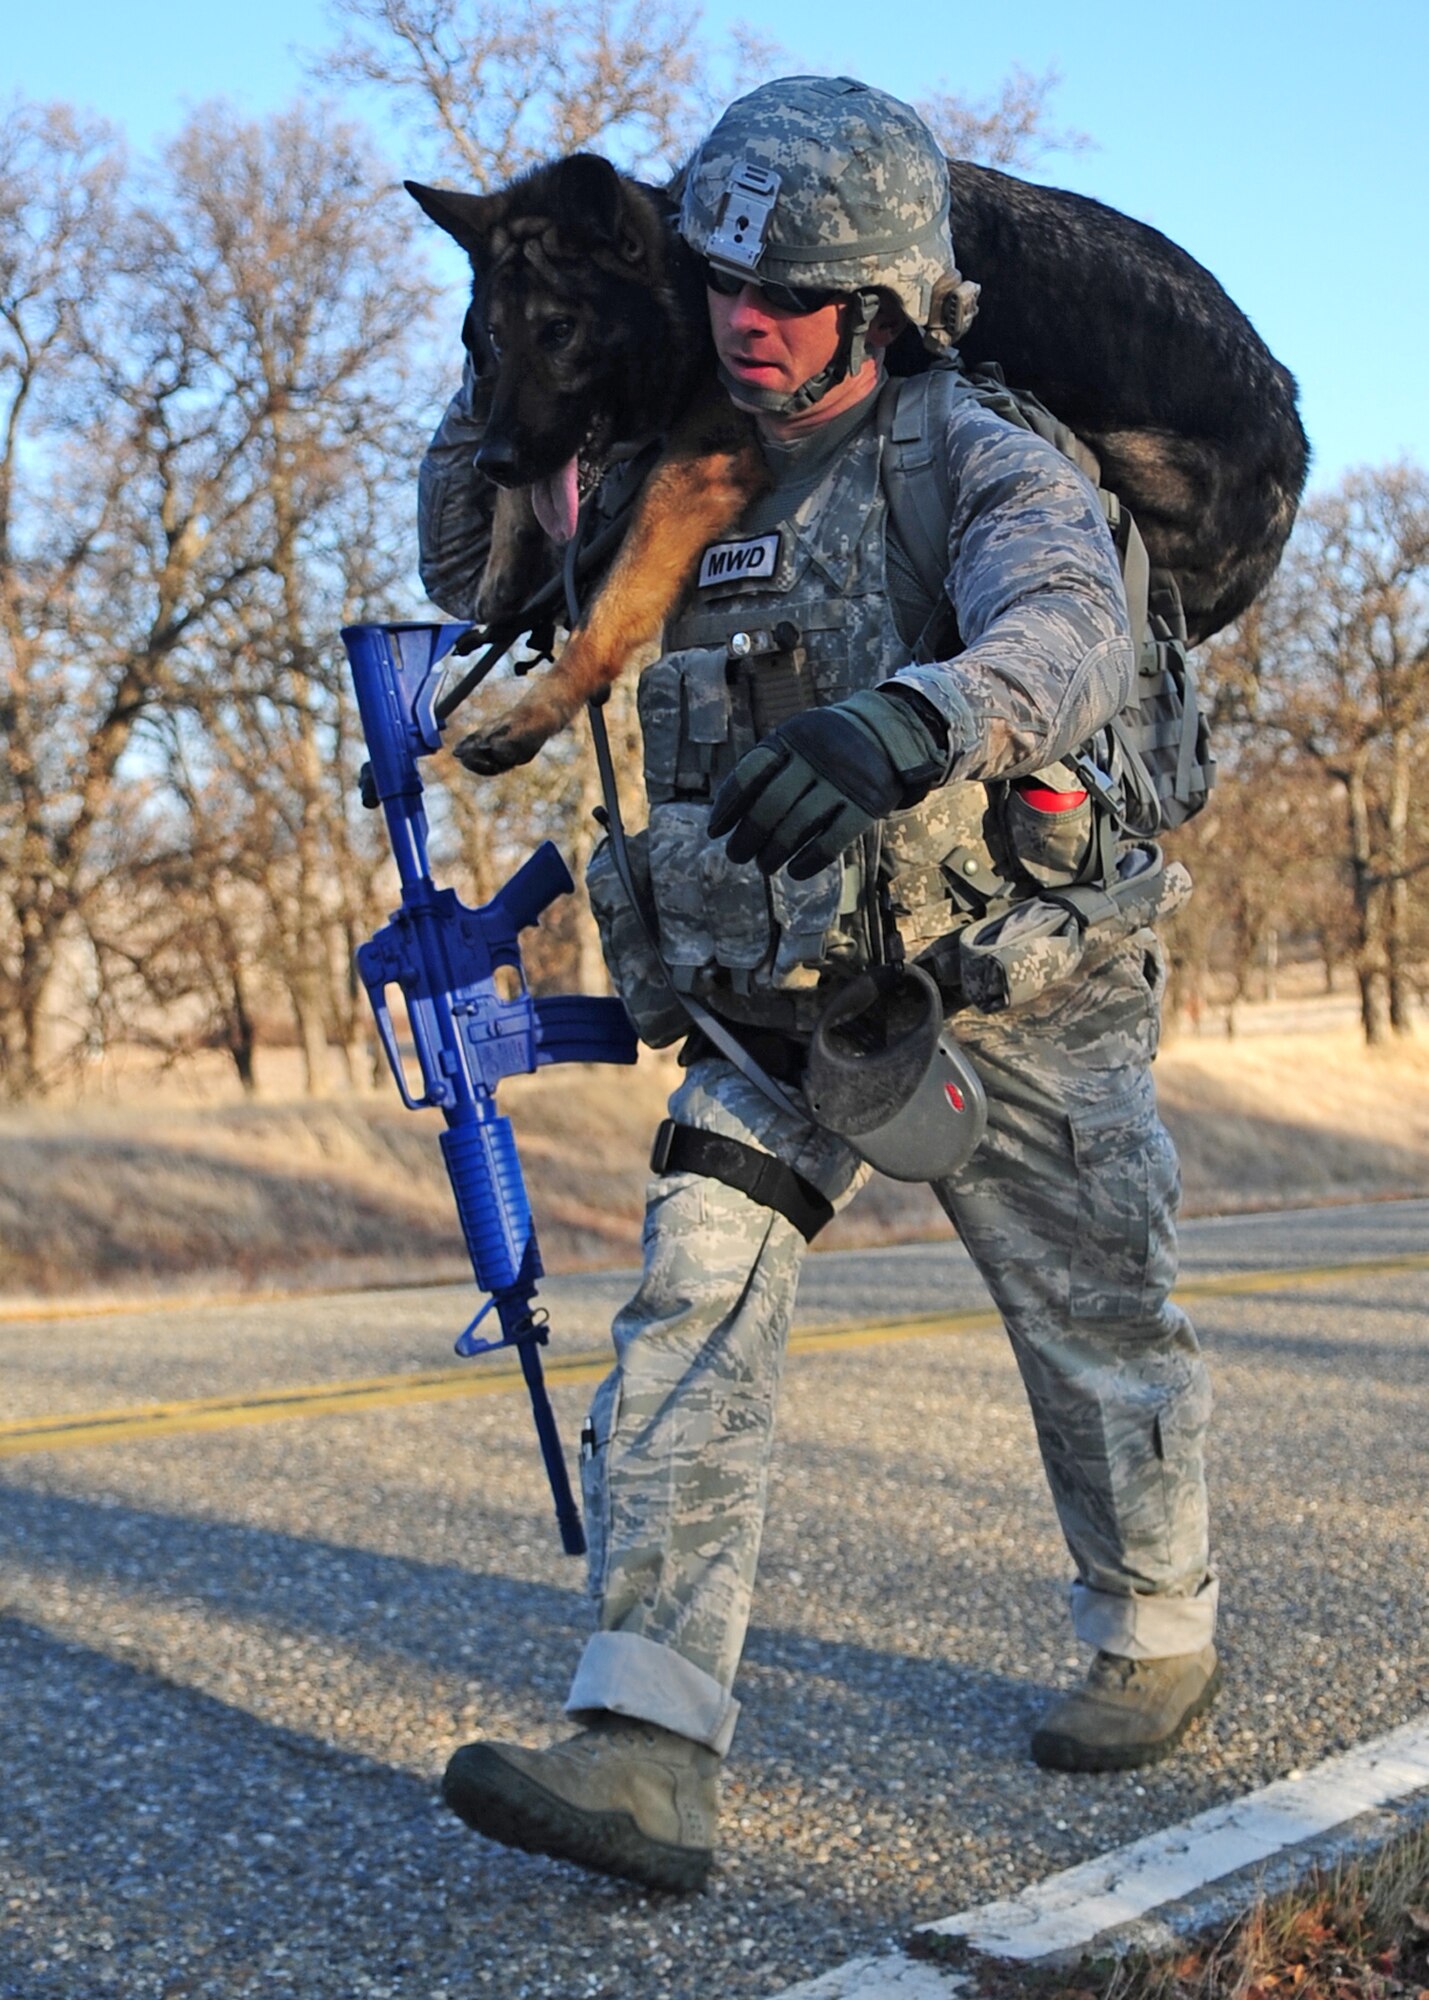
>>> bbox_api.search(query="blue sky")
[10,0,1428,488]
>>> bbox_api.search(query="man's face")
[706,280,898,436]
[707,280,846,405]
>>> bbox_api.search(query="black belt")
[650,1120,834,1243]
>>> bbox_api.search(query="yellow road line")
[1,1254,1423,1460]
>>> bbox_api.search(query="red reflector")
[1014,782,1088,813]
[945,1082,965,1113]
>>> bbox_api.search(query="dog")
[407,153,1309,773]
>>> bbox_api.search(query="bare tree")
[150,104,433,1092]
[1202,463,1429,1043]
[0,96,436,1097]
[0,100,276,1096]
[1163,727,1349,1030]
[320,0,717,185]
[919,65,1093,171]
[83,760,273,1093]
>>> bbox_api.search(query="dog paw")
[454,724,536,775]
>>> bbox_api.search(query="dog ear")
[550,154,648,267]
[405,181,501,259]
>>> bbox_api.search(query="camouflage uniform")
[417,79,1217,1763]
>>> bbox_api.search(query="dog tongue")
[532,456,581,544]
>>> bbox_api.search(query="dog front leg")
[457,396,768,774]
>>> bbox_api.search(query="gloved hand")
[708,686,948,879]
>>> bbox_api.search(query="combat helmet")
[680,75,976,414]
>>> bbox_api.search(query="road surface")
[1,1200,1425,1998]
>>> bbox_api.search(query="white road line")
[769,1713,1429,1996]
[773,1953,969,1998]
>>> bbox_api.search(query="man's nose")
[728,285,776,333]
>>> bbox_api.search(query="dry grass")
[1,1010,1426,1304]
[822,1024,1429,1251]
[1024,1820,1429,2000]
[0,1053,676,1301]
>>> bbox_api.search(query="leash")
[562,507,812,1128]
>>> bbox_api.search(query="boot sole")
[442,1744,711,1894]
[1030,1660,1224,1773]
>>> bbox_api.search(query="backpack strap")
[879,367,959,660]
[881,358,1215,835]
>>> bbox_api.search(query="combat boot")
[441,1713,719,1892]
[1031,1645,1221,1772]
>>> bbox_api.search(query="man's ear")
[550,153,650,267]
[405,181,500,259]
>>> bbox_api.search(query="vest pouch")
[959,845,1190,1013]
[638,646,731,803]
[702,832,776,979]
[647,800,723,982]
[585,832,689,1048]
[996,764,1094,890]
[883,787,996,948]
[646,799,775,989]
[769,856,847,985]
[1116,631,1216,833]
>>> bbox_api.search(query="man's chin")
[722,360,786,396]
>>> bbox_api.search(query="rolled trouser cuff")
[1070,1574,1219,1658]
[566,1631,740,1756]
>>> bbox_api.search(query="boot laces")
[1090,1651,1143,1690]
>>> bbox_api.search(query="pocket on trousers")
[579,1370,624,1602]
[1068,1072,1165,1320]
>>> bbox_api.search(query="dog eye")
[538,316,576,351]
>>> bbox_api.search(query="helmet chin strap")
[717,289,884,418]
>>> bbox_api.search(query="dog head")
[408,156,705,542]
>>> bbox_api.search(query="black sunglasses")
[703,262,843,317]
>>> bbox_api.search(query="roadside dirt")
[0,1016,1425,1304]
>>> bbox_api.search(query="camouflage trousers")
[565,935,1217,1755]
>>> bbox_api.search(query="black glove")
[708,686,948,880]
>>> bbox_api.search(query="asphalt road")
[1,1200,1426,1999]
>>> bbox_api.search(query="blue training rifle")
[341,620,638,1556]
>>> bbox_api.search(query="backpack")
[880,359,1217,838]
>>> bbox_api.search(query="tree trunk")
[1386,727,1415,1037]
[1346,757,1391,1047]
[1359,965,1391,1045]
[226,963,259,1096]
[290,973,331,1097]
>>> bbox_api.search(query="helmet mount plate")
[706,163,781,277]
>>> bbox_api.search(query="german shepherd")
[407,153,1308,773]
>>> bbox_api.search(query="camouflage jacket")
[418,356,1133,786]
[418,360,1135,1029]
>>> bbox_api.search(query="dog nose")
[474,438,520,487]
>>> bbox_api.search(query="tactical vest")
[588,358,1198,1040]
[614,370,1083,1033]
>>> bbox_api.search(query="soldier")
[419,75,1219,1894]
